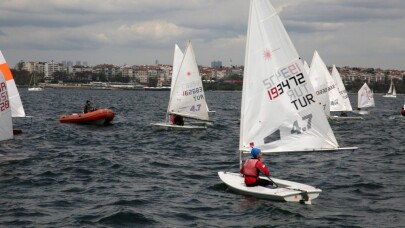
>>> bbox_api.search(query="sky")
[0,0,404,70]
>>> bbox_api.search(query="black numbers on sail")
[267,73,306,101]
[190,104,201,112]
[291,114,313,134]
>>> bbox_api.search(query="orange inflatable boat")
[59,109,114,125]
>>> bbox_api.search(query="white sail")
[303,60,310,74]
[239,0,338,153]
[0,51,26,117]
[383,79,397,97]
[358,83,375,108]
[169,44,184,99]
[167,41,209,121]
[28,71,43,92]
[0,71,13,141]
[387,80,393,94]
[308,51,343,116]
[331,65,353,111]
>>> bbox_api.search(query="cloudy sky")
[0,0,404,70]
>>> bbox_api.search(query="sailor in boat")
[171,114,184,126]
[240,148,271,187]
[83,100,95,113]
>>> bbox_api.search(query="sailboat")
[357,83,375,115]
[0,50,26,118]
[382,79,396,98]
[28,71,43,92]
[218,0,357,204]
[308,51,343,118]
[151,41,210,130]
[0,70,13,142]
[329,65,363,120]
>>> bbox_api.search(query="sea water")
[0,89,404,227]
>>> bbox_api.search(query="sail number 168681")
[183,87,203,96]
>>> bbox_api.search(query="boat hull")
[329,116,364,120]
[382,94,396,98]
[59,109,114,125]
[151,122,206,130]
[218,171,321,204]
[28,87,43,92]
[401,110,405,116]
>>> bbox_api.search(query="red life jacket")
[243,159,259,177]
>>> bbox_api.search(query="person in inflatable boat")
[240,147,271,187]
[83,100,94,113]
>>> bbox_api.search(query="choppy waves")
[1,90,404,227]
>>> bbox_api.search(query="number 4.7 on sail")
[291,114,312,134]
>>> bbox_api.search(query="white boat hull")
[151,122,206,130]
[357,110,370,115]
[218,171,321,204]
[382,94,396,98]
[28,87,43,92]
[329,116,364,120]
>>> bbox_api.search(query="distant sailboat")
[331,65,352,110]
[0,50,26,117]
[218,0,357,204]
[329,65,362,120]
[28,71,43,92]
[151,41,210,130]
[382,79,396,98]
[308,51,342,117]
[0,70,13,142]
[357,83,375,115]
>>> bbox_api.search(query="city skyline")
[1,0,405,70]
